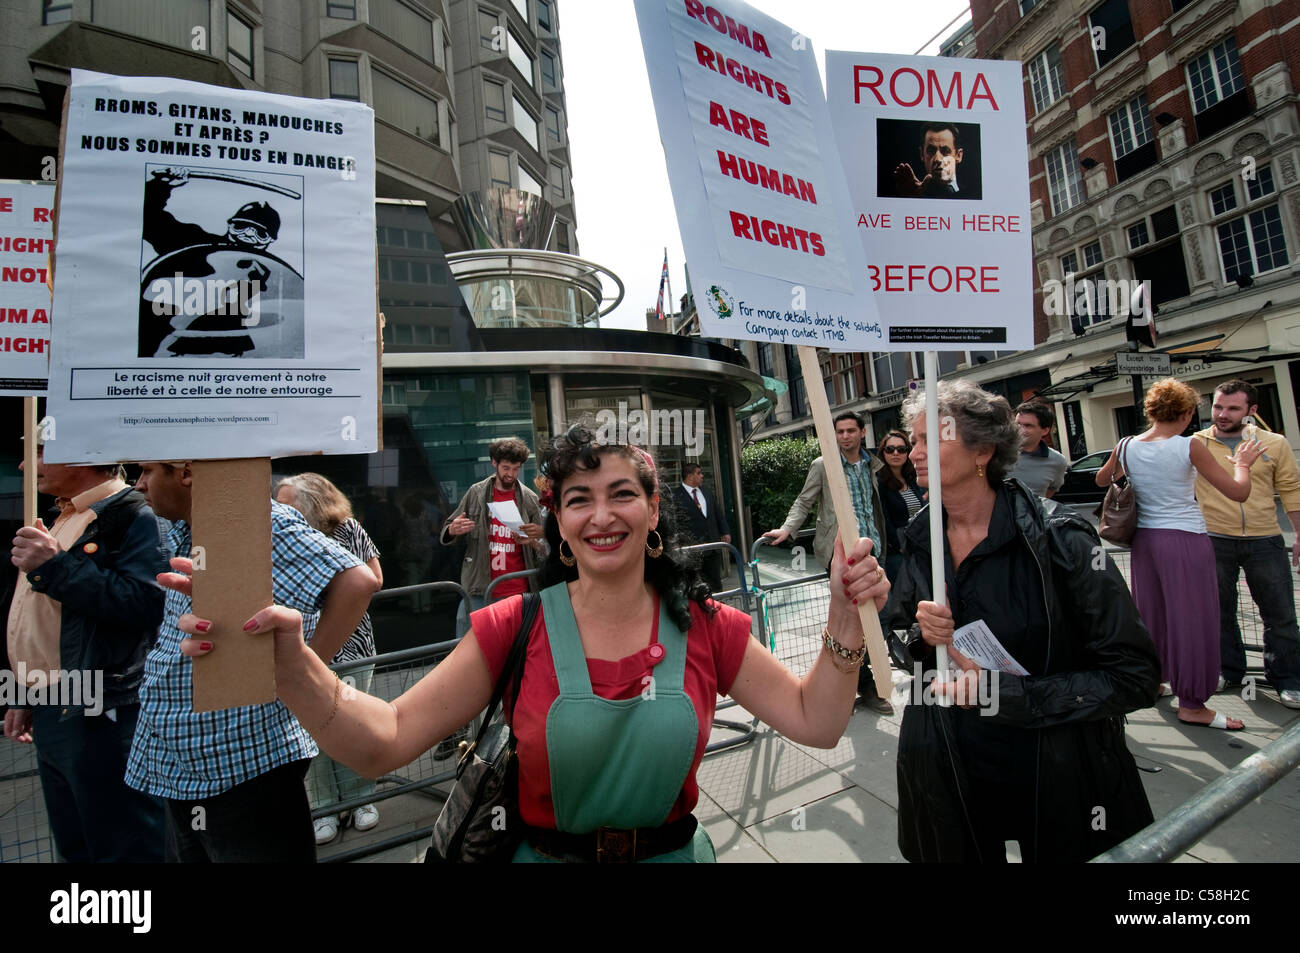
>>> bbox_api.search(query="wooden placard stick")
[190,457,275,712]
[22,398,37,527]
[795,345,891,699]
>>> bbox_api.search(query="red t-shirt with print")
[470,592,751,829]
[488,486,528,600]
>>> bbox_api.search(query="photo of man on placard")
[878,118,983,201]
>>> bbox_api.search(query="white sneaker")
[314,815,340,845]
[351,804,379,831]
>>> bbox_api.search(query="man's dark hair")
[922,122,961,150]
[682,462,703,478]
[488,436,530,464]
[1014,401,1053,429]
[833,411,865,429]
[1215,379,1259,407]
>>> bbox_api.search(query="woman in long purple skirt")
[1097,379,1262,730]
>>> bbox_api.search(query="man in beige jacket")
[1193,379,1300,708]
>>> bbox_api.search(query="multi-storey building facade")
[959,0,1300,456]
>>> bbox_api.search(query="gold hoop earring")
[976,463,985,479]
[559,539,576,567]
[645,530,664,559]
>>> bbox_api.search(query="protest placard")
[826,52,1033,350]
[635,0,881,351]
[0,181,55,396]
[43,69,379,465]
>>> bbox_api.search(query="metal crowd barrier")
[1092,719,1300,862]
[748,533,833,679]
[0,735,52,863]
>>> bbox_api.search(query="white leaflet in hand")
[951,619,1029,676]
[488,500,525,535]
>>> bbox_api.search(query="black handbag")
[1098,437,1137,545]
[425,592,539,863]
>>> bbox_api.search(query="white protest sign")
[826,52,1033,351]
[43,70,378,464]
[0,181,55,396]
[635,0,880,350]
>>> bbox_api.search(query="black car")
[1052,449,1113,506]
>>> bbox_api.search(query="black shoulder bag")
[425,592,539,863]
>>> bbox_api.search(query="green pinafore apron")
[512,583,716,863]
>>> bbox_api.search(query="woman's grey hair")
[900,379,1020,487]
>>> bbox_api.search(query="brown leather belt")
[525,814,698,863]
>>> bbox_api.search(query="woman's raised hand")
[158,556,306,664]
[829,537,891,615]
[1228,438,1264,468]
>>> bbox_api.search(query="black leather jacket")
[25,487,169,714]
[883,479,1161,862]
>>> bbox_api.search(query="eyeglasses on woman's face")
[883,445,909,454]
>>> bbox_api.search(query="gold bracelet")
[822,627,867,672]
[313,671,343,733]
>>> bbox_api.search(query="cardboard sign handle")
[795,346,891,699]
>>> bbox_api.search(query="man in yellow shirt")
[1193,379,1300,709]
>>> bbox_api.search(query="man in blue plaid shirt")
[125,462,379,862]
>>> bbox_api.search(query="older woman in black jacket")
[884,380,1160,863]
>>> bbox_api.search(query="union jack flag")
[654,252,669,321]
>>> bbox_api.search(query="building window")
[227,12,254,78]
[549,162,565,199]
[541,50,558,90]
[783,345,807,418]
[327,0,356,18]
[1188,37,1249,138]
[1083,240,1103,267]
[872,351,910,393]
[1127,221,1149,249]
[373,72,440,145]
[42,0,73,24]
[371,0,436,64]
[1212,167,1288,282]
[517,164,542,195]
[1061,240,1103,277]
[507,28,533,86]
[1019,0,1038,13]
[512,95,539,150]
[1060,251,1079,275]
[537,0,552,31]
[1189,37,1245,113]
[1109,95,1152,158]
[555,221,571,254]
[510,0,527,19]
[479,9,502,51]
[1027,43,1065,114]
[328,59,360,100]
[484,79,506,122]
[1090,0,1135,70]
[93,0,210,51]
[1044,140,1085,217]
[835,354,859,403]
[545,106,562,144]
[489,151,512,189]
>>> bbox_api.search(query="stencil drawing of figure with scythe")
[139,165,305,358]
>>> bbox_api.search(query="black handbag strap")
[466,592,539,753]
[1112,437,1132,484]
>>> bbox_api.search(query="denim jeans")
[454,594,487,638]
[1212,535,1300,691]
[33,703,166,863]
[163,758,315,862]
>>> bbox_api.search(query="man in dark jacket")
[4,448,169,862]
[885,481,1159,862]
[671,463,731,593]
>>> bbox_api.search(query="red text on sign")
[0,198,12,212]
[683,1,771,58]
[853,66,998,110]
[730,211,825,256]
[32,208,51,223]
[717,151,816,204]
[867,264,999,292]
[962,214,1021,232]
[694,43,791,105]
[709,101,768,145]
[0,337,46,353]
